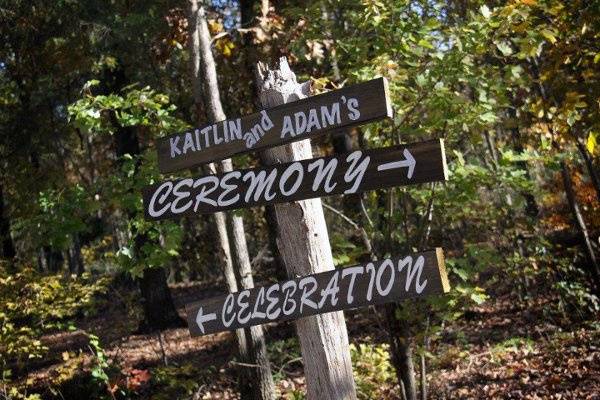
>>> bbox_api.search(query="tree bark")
[189,2,275,399]
[560,161,600,293]
[67,233,84,276]
[384,303,417,400]
[0,183,16,261]
[138,263,183,330]
[256,57,357,400]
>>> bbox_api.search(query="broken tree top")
[143,139,448,221]
[156,78,392,173]
[185,249,449,336]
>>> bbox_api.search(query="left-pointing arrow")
[376,148,416,179]
[195,307,217,334]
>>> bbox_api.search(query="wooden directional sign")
[185,249,449,336]
[143,139,448,221]
[156,78,392,173]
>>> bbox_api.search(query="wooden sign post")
[143,57,451,400]
[186,249,448,336]
[143,139,447,220]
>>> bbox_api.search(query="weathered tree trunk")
[257,57,357,400]
[560,161,600,293]
[188,2,276,399]
[0,183,16,261]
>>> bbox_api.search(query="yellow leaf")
[62,351,70,361]
[587,132,597,154]
[594,53,600,64]
[520,0,537,5]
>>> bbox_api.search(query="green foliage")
[0,266,110,381]
[350,342,396,399]
[151,363,211,400]
[68,83,188,277]
[267,337,302,382]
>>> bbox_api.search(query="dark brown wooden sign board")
[143,139,448,221]
[185,248,449,336]
[156,78,392,173]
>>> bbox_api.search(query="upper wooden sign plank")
[156,78,392,173]
[185,248,449,336]
[143,139,448,221]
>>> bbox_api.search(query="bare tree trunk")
[576,140,600,203]
[560,161,600,293]
[240,0,286,280]
[256,57,357,400]
[188,2,275,399]
[0,183,16,261]
[67,233,84,276]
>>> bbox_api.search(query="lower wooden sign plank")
[185,248,449,337]
[143,139,448,221]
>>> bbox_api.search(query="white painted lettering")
[170,178,194,214]
[347,97,360,120]
[148,182,173,218]
[294,111,307,135]
[222,294,236,327]
[281,115,295,138]
[298,276,318,313]
[169,136,181,158]
[398,256,428,294]
[321,103,341,127]
[218,171,241,207]
[193,176,219,210]
[307,158,338,193]
[376,259,395,296]
[306,108,322,132]
[279,162,304,196]
[318,271,340,308]
[341,266,364,304]
[237,290,251,324]
[266,283,281,320]
[243,170,277,202]
[344,151,370,194]
[281,281,297,316]
[252,287,266,319]
[182,132,196,154]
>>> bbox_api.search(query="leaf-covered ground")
[14,281,600,399]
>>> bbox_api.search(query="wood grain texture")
[156,77,392,173]
[256,57,356,400]
[143,139,448,221]
[185,249,449,336]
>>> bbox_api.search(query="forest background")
[0,0,599,399]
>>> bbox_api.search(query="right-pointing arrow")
[195,307,217,334]
[377,148,416,179]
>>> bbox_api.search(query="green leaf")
[540,29,557,44]
[418,39,434,50]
